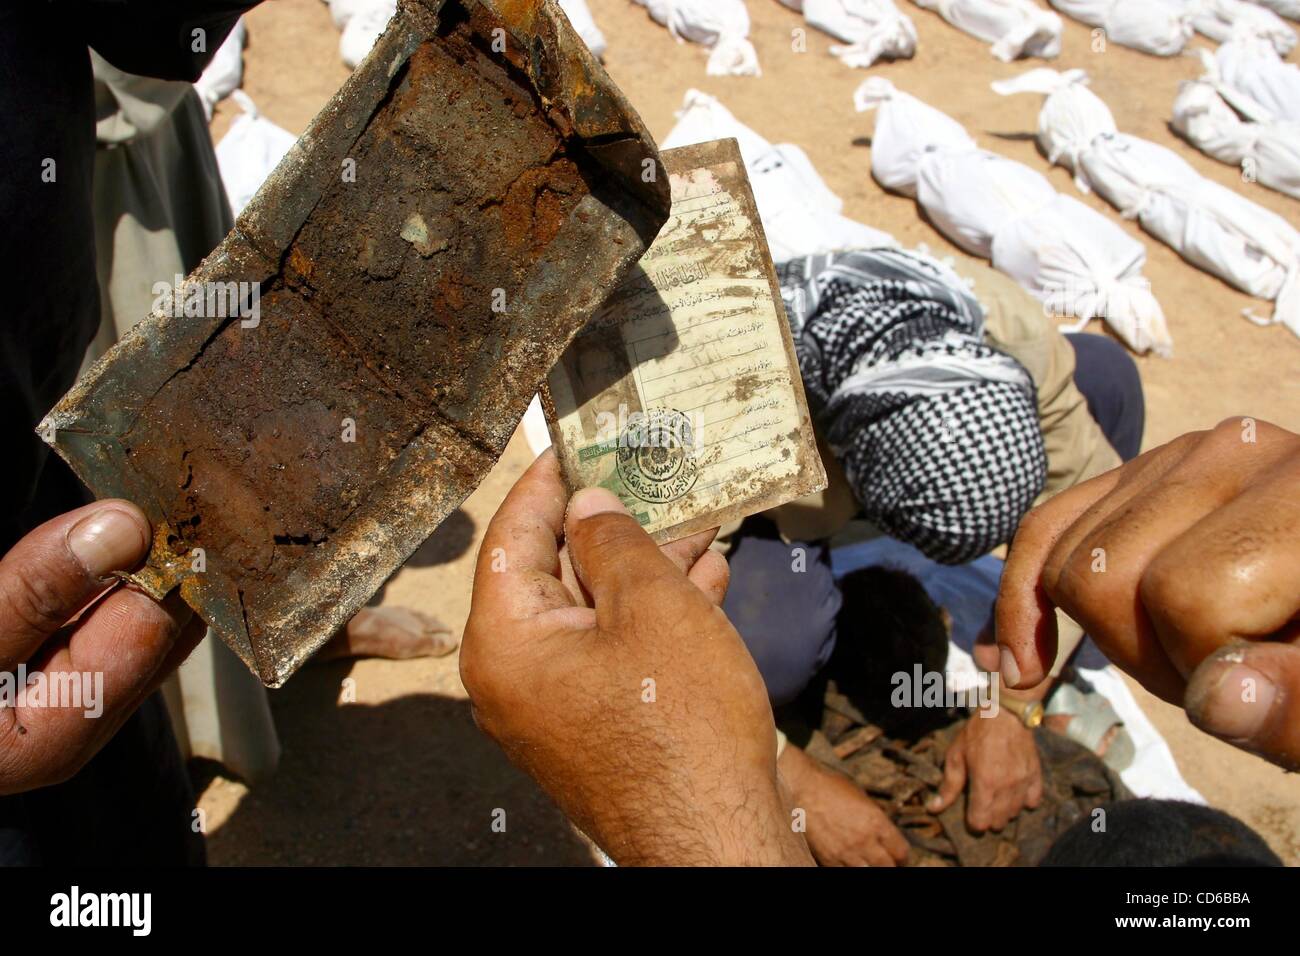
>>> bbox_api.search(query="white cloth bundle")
[910,0,1063,61]
[854,78,978,195]
[334,0,396,69]
[1172,57,1300,200]
[329,0,602,66]
[1179,0,1296,53]
[1245,0,1300,18]
[662,89,897,260]
[751,145,902,260]
[660,88,775,167]
[327,0,367,29]
[1213,32,1300,122]
[1047,0,1193,56]
[795,0,919,68]
[215,91,299,217]
[558,0,608,58]
[193,16,246,120]
[634,0,761,75]
[996,68,1300,338]
[855,77,1170,355]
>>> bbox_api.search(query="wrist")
[702,781,815,866]
[1000,679,1051,703]
[776,740,815,792]
[600,760,813,866]
[991,694,1045,729]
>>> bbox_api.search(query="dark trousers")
[725,332,1144,705]
[0,696,206,866]
[1065,332,1145,463]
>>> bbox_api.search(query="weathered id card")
[542,139,827,544]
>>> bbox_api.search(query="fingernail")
[1188,661,1276,742]
[927,797,942,812]
[568,487,629,522]
[67,506,150,579]
[999,647,1021,687]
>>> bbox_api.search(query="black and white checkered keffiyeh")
[779,248,1047,564]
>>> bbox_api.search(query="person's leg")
[317,605,458,661]
[1040,337,1139,676]
[722,524,841,707]
[1065,332,1145,462]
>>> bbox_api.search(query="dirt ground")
[199,0,1300,865]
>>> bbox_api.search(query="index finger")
[0,588,201,795]
[660,527,719,576]
[996,469,1123,688]
[470,449,577,623]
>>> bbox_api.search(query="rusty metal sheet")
[40,0,670,687]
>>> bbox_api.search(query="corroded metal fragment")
[41,0,670,686]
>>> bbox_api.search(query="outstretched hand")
[460,449,812,865]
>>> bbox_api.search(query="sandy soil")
[199,0,1300,865]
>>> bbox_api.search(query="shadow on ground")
[405,508,476,568]
[191,660,595,866]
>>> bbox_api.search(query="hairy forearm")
[601,781,813,867]
[569,747,813,867]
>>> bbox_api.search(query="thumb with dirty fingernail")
[1186,644,1300,772]
[566,486,630,523]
